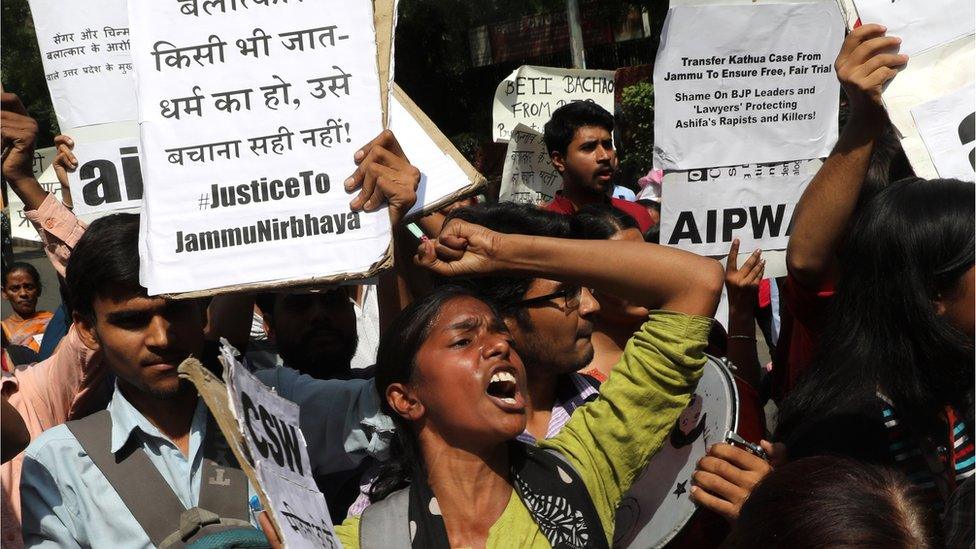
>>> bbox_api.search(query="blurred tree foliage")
[2,0,57,146]
[618,81,654,186]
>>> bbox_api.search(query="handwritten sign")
[652,2,843,170]
[492,65,614,143]
[128,0,391,295]
[27,0,137,129]
[498,124,561,205]
[660,160,821,256]
[852,0,975,57]
[224,349,337,549]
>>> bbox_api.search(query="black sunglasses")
[515,285,584,310]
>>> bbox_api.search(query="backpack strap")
[198,415,249,521]
[359,487,412,549]
[66,410,187,547]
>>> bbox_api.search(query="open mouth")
[485,367,524,411]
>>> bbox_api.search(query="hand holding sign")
[835,24,909,120]
[344,129,420,224]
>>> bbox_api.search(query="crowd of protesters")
[0,22,972,549]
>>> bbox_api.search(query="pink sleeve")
[12,325,101,429]
[23,194,88,278]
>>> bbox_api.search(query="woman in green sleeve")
[333,220,722,548]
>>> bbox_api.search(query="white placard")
[492,66,615,143]
[652,2,843,170]
[128,1,390,295]
[661,172,813,256]
[852,0,975,57]
[874,37,974,178]
[498,125,562,205]
[224,351,337,549]
[388,94,480,217]
[67,137,144,215]
[27,0,137,129]
[911,83,975,182]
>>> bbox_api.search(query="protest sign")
[880,38,974,179]
[67,137,144,216]
[128,0,393,296]
[652,2,843,171]
[498,125,562,205]
[27,0,137,129]
[492,65,614,143]
[390,85,486,218]
[852,0,974,57]
[911,84,976,182]
[660,160,821,257]
[223,351,337,548]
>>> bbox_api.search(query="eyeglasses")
[516,285,584,310]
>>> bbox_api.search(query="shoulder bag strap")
[359,487,412,549]
[66,410,187,547]
[197,415,249,521]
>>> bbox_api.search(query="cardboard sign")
[27,0,137,129]
[492,65,614,143]
[652,2,843,170]
[498,124,561,205]
[128,0,393,296]
[223,350,338,549]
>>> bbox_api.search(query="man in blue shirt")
[18,130,419,548]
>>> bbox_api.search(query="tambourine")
[612,355,740,548]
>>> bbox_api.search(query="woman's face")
[594,229,650,326]
[409,295,528,446]
[2,270,40,318]
[940,265,975,338]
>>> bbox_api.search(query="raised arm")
[1,93,47,210]
[417,218,725,317]
[786,25,908,288]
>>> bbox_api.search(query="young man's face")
[77,286,206,399]
[265,288,358,378]
[505,278,600,377]
[551,126,617,195]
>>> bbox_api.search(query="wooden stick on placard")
[177,357,283,542]
[373,0,396,129]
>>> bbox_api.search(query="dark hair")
[445,202,571,326]
[734,456,937,548]
[2,261,42,295]
[254,293,276,319]
[570,203,638,240]
[369,284,499,502]
[838,100,915,200]
[65,213,143,322]
[543,101,614,157]
[777,178,975,444]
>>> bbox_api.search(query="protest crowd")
[0,1,973,548]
